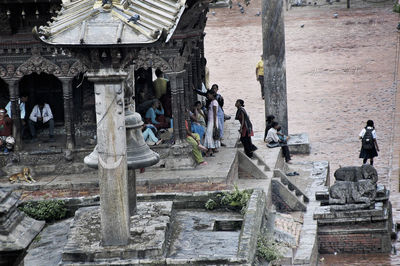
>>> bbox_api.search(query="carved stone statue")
[329,165,378,206]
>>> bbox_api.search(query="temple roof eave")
[35,0,187,47]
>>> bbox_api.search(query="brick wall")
[318,232,391,254]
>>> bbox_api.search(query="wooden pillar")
[183,64,192,117]
[194,47,202,89]
[178,70,188,140]
[165,71,183,142]
[5,79,21,151]
[164,70,195,169]
[191,54,199,91]
[262,0,289,135]
[86,69,130,246]
[60,77,75,150]
[199,37,205,81]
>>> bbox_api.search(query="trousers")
[29,118,54,138]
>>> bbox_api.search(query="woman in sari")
[235,99,257,158]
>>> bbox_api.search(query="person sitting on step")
[142,123,162,146]
[29,100,55,142]
[266,121,291,163]
[0,109,14,154]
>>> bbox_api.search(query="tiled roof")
[35,0,186,45]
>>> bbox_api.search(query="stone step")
[273,169,309,203]
[238,151,271,180]
[271,179,307,212]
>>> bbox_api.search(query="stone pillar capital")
[86,69,127,83]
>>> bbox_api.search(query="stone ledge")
[237,189,266,263]
[288,133,310,155]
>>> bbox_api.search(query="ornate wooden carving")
[15,55,62,77]
[68,60,87,77]
[134,49,172,72]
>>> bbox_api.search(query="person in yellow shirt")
[256,55,264,99]
[153,68,168,99]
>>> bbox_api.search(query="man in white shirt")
[28,101,55,142]
[266,121,291,163]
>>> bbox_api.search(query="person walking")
[235,99,257,158]
[256,55,264,99]
[359,120,379,165]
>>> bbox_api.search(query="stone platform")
[62,202,173,264]
[59,189,265,265]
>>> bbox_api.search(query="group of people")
[140,67,233,166]
[0,96,56,154]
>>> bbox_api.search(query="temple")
[0,0,208,161]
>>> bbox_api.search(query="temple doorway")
[19,73,64,124]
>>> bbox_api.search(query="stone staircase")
[273,169,309,208]
[0,188,45,265]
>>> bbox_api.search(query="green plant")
[205,199,217,210]
[19,200,67,223]
[33,235,42,243]
[256,235,282,262]
[394,4,400,13]
[204,185,252,214]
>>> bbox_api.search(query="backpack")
[362,128,374,150]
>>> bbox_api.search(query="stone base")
[288,133,310,154]
[163,142,196,170]
[62,202,173,264]
[314,200,393,254]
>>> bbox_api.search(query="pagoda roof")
[35,0,186,46]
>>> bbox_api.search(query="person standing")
[211,84,226,146]
[203,90,220,156]
[153,68,168,99]
[29,101,55,142]
[235,99,257,158]
[256,55,264,99]
[5,95,28,137]
[359,120,379,165]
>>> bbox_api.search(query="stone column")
[262,0,289,135]
[86,69,130,246]
[60,77,75,150]
[6,79,21,151]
